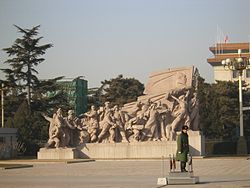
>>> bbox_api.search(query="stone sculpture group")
[43,88,199,148]
[42,67,200,149]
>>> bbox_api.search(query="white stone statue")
[169,90,191,140]
[42,108,65,148]
[126,110,147,142]
[189,92,200,130]
[113,105,129,142]
[42,67,201,146]
[97,107,116,143]
[141,103,160,141]
[83,105,99,142]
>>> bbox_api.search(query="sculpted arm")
[171,95,179,103]
[185,90,190,98]
[41,113,53,123]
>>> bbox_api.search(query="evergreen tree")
[198,77,247,140]
[31,76,68,113]
[1,25,68,155]
[2,25,53,111]
[89,75,144,108]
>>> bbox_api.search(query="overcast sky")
[1,0,250,88]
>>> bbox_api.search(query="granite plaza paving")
[0,157,250,188]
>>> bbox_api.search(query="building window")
[232,70,239,78]
[246,70,250,78]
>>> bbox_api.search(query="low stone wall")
[37,131,204,159]
[78,141,176,159]
[37,148,79,159]
[78,131,204,159]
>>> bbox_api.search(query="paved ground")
[0,157,250,188]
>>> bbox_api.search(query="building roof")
[207,42,250,66]
[209,43,250,53]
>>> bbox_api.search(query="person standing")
[176,125,189,172]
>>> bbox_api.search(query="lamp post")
[221,49,249,155]
[1,83,4,128]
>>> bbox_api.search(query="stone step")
[167,176,199,185]
[168,171,194,177]
[167,171,199,185]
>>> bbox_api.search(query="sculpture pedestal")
[78,131,204,159]
[37,131,204,160]
[37,148,79,160]
[167,172,199,185]
[78,141,177,159]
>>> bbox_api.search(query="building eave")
[209,43,250,53]
[207,53,250,66]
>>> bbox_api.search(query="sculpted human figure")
[141,102,150,114]
[97,101,111,125]
[42,114,60,148]
[189,92,200,130]
[53,109,72,148]
[126,111,147,142]
[170,90,190,140]
[104,101,111,114]
[46,123,60,148]
[77,117,90,144]
[141,103,160,141]
[165,73,192,102]
[53,108,64,128]
[64,110,78,146]
[113,105,129,142]
[84,105,99,142]
[97,107,116,143]
[42,108,65,148]
[97,106,105,122]
[156,102,171,141]
[124,101,143,119]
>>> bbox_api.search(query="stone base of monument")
[37,131,204,160]
[78,131,204,159]
[78,141,177,159]
[37,148,79,160]
[167,171,199,185]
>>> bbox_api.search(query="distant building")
[57,78,88,116]
[207,43,250,84]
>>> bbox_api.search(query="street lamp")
[221,49,249,155]
[1,83,4,128]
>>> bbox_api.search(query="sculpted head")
[91,105,96,111]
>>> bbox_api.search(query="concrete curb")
[0,159,95,164]
[65,159,95,164]
[0,164,33,170]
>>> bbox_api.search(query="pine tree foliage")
[31,76,68,113]
[2,25,53,110]
[89,75,144,108]
[198,77,249,140]
[1,25,68,155]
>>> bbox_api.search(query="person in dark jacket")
[176,125,189,172]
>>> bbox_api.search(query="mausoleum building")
[207,42,250,84]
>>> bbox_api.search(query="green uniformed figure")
[176,125,189,172]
